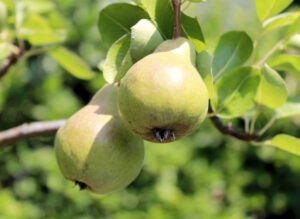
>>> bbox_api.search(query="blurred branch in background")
[0,120,66,148]
[0,45,24,79]
[0,105,259,148]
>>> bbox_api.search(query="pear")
[154,37,196,65]
[118,38,208,143]
[54,84,144,194]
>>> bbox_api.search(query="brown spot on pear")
[54,84,144,194]
[118,38,208,143]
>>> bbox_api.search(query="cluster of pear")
[54,36,209,194]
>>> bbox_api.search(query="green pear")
[118,38,208,143]
[54,84,144,194]
[154,37,196,65]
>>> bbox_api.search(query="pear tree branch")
[0,120,66,148]
[172,0,182,38]
[208,104,259,142]
[0,46,24,79]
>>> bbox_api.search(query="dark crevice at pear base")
[153,128,176,143]
[74,180,88,191]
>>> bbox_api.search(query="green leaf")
[103,35,132,84]
[98,3,149,48]
[275,100,300,119]
[0,1,7,30]
[255,0,293,22]
[287,34,300,49]
[268,54,300,82]
[49,47,95,80]
[181,13,206,53]
[20,14,66,45]
[196,51,213,99]
[212,67,260,118]
[255,64,288,109]
[263,12,300,34]
[141,0,173,39]
[21,0,55,14]
[130,19,163,62]
[0,42,10,60]
[286,16,300,38]
[212,31,253,81]
[140,0,205,51]
[270,134,300,156]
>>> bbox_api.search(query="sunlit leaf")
[141,0,206,51]
[141,0,173,39]
[196,51,213,99]
[263,12,300,33]
[21,0,55,14]
[255,64,288,109]
[212,67,260,118]
[98,3,149,47]
[286,16,300,38]
[275,100,300,119]
[270,134,300,156]
[103,35,132,83]
[212,31,253,81]
[49,47,95,80]
[287,34,300,49]
[255,0,293,22]
[130,19,163,62]
[20,14,66,45]
[268,54,300,82]
[181,13,206,53]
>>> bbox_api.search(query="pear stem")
[172,0,182,39]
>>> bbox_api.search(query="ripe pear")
[118,38,208,143]
[54,84,144,194]
[154,37,196,65]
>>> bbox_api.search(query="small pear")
[118,38,208,143]
[55,84,144,194]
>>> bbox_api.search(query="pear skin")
[55,84,144,194]
[154,37,196,65]
[118,48,208,143]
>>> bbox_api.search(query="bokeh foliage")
[0,0,300,218]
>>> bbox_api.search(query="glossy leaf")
[181,13,206,53]
[141,0,205,51]
[104,35,132,84]
[263,12,300,33]
[98,3,149,48]
[255,64,288,109]
[287,34,300,49]
[196,51,213,99]
[49,47,95,80]
[141,0,173,39]
[269,54,300,82]
[286,16,300,38]
[255,0,293,22]
[270,134,300,156]
[212,67,260,118]
[275,100,300,119]
[20,14,66,45]
[130,19,163,62]
[212,31,253,81]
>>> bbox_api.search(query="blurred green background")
[0,0,300,218]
